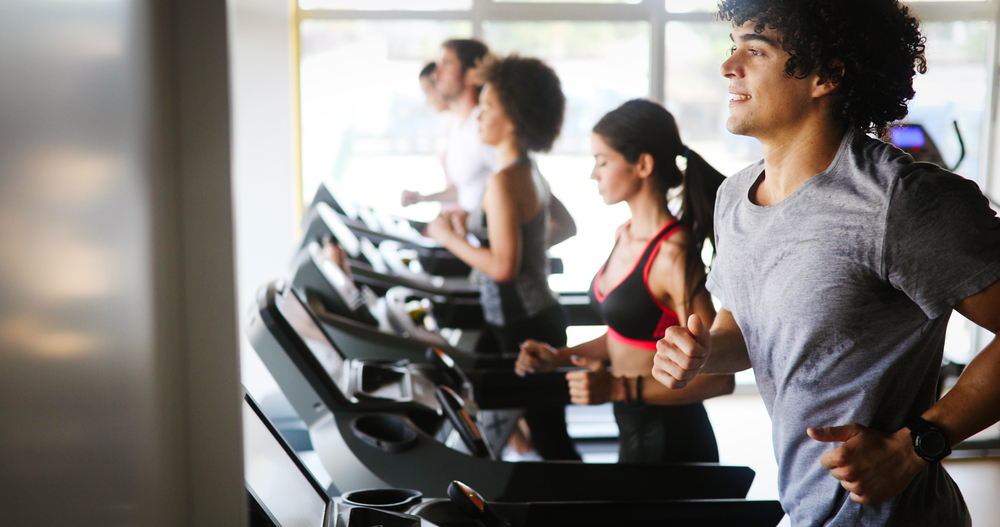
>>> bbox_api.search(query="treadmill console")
[274,285,444,411]
[243,390,448,527]
[890,123,947,167]
[275,286,351,397]
[315,203,362,259]
[243,393,331,527]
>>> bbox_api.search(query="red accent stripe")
[592,262,610,302]
[654,310,680,339]
[594,220,680,302]
[608,328,658,351]
[642,223,684,316]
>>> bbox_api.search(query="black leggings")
[613,401,719,464]
[488,305,581,461]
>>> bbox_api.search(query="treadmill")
[303,182,566,287]
[305,182,472,277]
[245,281,760,503]
[243,389,786,527]
[298,203,484,325]
[300,199,597,333]
[287,247,572,454]
[292,238,483,334]
[244,389,441,527]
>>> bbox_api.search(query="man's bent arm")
[922,277,1000,445]
[809,277,1000,505]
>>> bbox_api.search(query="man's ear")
[813,59,844,99]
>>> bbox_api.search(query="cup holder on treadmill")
[350,414,418,453]
[342,488,423,513]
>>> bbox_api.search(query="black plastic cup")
[341,488,423,513]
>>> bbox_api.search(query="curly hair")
[480,55,565,152]
[718,0,927,136]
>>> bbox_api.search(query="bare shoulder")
[614,222,630,241]
[645,226,707,317]
[484,163,538,219]
[647,227,697,290]
[656,227,692,265]
[489,163,532,190]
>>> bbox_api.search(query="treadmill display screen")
[276,288,349,397]
[891,126,926,148]
[243,399,327,527]
[317,203,361,258]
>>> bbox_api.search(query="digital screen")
[243,400,328,527]
[891,126,926,148]
[310,242,353,292]
[317,203,361,258]
[275,288,349,396]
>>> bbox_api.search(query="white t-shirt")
[445,106,496,212]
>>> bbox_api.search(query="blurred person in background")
[402,39,495,213]
[418,61,450,113]
[426,54,579,460]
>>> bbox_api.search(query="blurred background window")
[296,1,999,364]
[301,0,472,10]
[299,19,473,222]
[908,21,991,186]
[664,21,762,178]
[664,0,719,13]
[495,0,641,3]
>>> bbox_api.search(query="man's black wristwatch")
[905,417,951,463]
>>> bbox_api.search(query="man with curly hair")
[652,0,1000,525]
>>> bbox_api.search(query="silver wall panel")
[0,1,243,525]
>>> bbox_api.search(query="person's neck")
[450,90,478,123]
[626,184,673,239]
[756,120,848,206]
[494,139,525,169]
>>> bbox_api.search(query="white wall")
[228,0,299,399]
[0,1,244,525]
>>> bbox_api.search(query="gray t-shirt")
[706,129,1000,526]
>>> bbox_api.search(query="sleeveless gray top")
[466,157,559,327]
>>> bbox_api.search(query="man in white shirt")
[402,39,496,213]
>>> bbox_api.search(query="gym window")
[294,0,1000,367]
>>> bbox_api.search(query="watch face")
[917,431,948,458]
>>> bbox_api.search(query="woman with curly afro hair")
[655,1,1000,526]
[425,54,580,461]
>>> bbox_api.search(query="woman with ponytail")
[515,99,734,463]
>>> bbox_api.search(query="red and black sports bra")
[588,220,683,350]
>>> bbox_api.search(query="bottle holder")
[350,414,417,453]
[341,488,423,513]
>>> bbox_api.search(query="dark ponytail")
[593,99,726,313]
